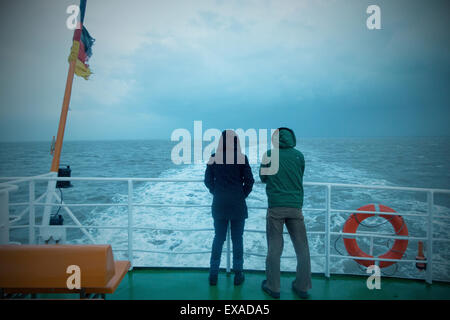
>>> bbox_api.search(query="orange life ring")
[342,204,408,268]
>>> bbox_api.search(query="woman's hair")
[209,130,245,165]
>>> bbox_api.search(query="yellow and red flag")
[68,0,95,80]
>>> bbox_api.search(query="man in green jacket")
[259,127,312,299]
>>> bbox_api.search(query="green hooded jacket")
[259,128,305,208]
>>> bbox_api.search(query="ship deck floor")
[34,268,450,300]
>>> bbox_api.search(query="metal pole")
[50,58,77,172]
[29,181,35,244]
[42,173,57,227]
[325,185,331,278]
[226,220,231,273]
[369,236,374,256]
[426,191,433,284]
[0,190,9,244]
[52,191,95,243]
[128,180,134,269]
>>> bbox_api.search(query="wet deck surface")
[36,268,450,300]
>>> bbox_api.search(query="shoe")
[292,281,309,299]
[209,274,218,286]
[261,280,280,299]
[234,272,245,286]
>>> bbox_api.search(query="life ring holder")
[342,204,409,268]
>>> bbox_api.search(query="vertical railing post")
[128,180,134,269]
[226,221,231,274]
[0,190,9,244]
[369,236,374,256]
[29,180,35,244]
[426,191,433,284]
[325,184,331,278]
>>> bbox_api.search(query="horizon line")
[1,135,450,144]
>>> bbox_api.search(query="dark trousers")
[266,207,312,292]
[210,218,245,276]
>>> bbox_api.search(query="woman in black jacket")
[204,130,254,286]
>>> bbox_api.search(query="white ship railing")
[1,175,449,284]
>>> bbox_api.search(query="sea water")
[1,137,449,281]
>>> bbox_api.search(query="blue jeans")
[210,218,245,276]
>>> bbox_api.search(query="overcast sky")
[0,0,449,141]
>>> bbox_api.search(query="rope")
[334,233,400,276]
[335,210,408,277]
[352,212,394,228]
[353,211,406,237]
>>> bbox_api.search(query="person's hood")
[272,127,296,149]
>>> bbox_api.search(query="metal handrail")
[6,175,450,193]
[2,174,450,284]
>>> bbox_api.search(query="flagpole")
[51,0,88,172]
[50,57,77,172]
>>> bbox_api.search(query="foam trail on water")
[81,144,450,281]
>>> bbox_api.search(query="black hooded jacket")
[204,132,254,220]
